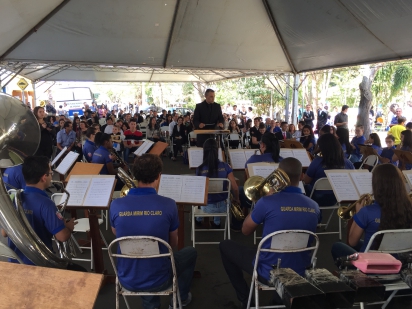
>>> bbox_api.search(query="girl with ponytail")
[195,139,240,228]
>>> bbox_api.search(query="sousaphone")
[0,93,68,268]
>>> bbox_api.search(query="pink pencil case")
[351,253,402,274]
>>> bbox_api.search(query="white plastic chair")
[191,178,231,247]
[359,229,412,309]
[0,242,23,264]
[309,177,342,239]
[51,193,108,269]
[359,155,379,172]
[188,131,197,147]
[247,230,319,309]
[108,236,182,309]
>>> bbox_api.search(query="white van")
[54,87,94,116]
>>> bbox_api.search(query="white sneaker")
[169,292,192,308]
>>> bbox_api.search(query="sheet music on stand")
[157,174,208,205]
[279,149,312,167]
[324,170,372,202]
[247,162,278,178]
[402,170,412,189]
[61,175,116,207]
[134,140,154,156]
[187,147,223,168]
[51,147,67,165]
[55,151,79,175]
[228,149,259,170]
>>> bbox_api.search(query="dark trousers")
[173,138,184,157]
[219,240,259,304]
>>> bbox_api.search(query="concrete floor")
[1,154,411,308]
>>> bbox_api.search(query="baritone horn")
[244,168,290,202]
[230,194,244,220]
[117,167,138,197]
[337,193,373,220]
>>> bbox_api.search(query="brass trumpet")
[337,193,373,220]
[109,148,131,175]
[244,168,290,202]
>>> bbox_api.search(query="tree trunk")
[358,66,379,138]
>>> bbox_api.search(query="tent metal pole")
[291,74,299,126]
[262,0,297,74]
[32,81,37,108]
[0,0,72,60]
[285,74,290,123]
[2,65,26,89]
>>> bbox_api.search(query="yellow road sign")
[17,78,29,91]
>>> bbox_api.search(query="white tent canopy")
[1,0,412,83]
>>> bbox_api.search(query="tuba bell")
[117,167,138,197]
[0,93,68,268]
[244,168,290,203]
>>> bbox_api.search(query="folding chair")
[191,178,231,246]
[0,242,23,264]
[247,230,319,309]
[360,229,412,309]
[188,131,197,147]
[51,193,108,269]
[359,155,379,172]
[309,178,341,239]
[108,236,182,309]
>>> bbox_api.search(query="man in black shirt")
[193,89,224,147]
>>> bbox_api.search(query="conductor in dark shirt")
[193,89,224,147]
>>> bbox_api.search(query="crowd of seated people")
[5,100,412,309]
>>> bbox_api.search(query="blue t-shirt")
[300,137,316,153]
[8,186,65,265]
[341,143,349,159]
[251,186,320,278]
[83,140,97,162]
[306,156,355,186]
[245,153,283,168]
[56,129,76,148]
[110,187,179,291]
[91,146,112,174]
[196,161,232,203]
[391,116,398,125]
[371,145,382,156]
[2,165,26,190]
[380,146,396,164]
[351,136,366,157]
[353,203,381,252]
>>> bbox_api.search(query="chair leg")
[106,210,109,230]
[323,210,334,231]
[191,209,195,247]
[71,234,83,254]
[254,278,260,309]
[100,230,109,248]
[123,295,131,309]
[246,276,255,309]
[382,290,398,309]
[339,216,342,240]
[90,239,94,270]
[115,282,120,309]
[227,211,231,240]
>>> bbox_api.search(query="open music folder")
[324,170,372,202]
[228,149,258,170]
[134,140,154,156]
[279,149,312,167]
[55,151,79,175]
[60,175,116,207]
[157,174,208,205]
[187,147,223,169]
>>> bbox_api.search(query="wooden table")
[0,261,103,309]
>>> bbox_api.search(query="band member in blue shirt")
[56,121,76,156]
[82,127,97,162]
[393,130,412,170]
[0,156,84,271]
[195,139,240,227]
[331,164,412,261]
[303,133,354,206]
[110,154,197,309]
[220,158,320,309]
[2,164,26,190]
[92,132,128,190]
[380,135,396,164]
[349,125,366,163]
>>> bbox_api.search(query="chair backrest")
[51,193,64,206]
[188,131,197,139]
[108,236,176,278]
[207,178,231,202]
[360,155,378,169]
[364,229,412,254]
[0,242,23,263]
[160,126,169,132]
[228,133,240,141]
[309,178,332,197]
[257,230,319,266]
